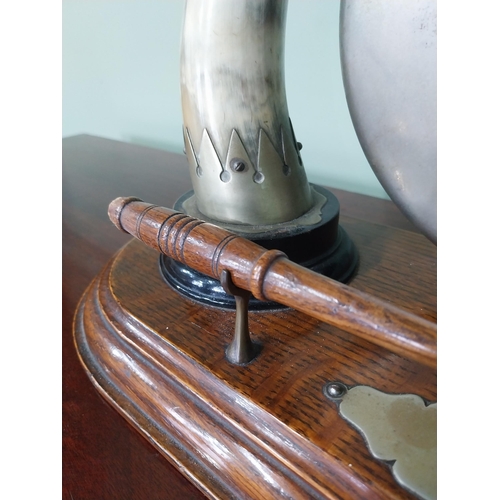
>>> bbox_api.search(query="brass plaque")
[339,385,436,500]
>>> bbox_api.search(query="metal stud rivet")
[323,381,348,400]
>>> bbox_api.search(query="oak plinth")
[74,215,436,500]
[64,135,435,500]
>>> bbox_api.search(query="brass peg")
[220,270,261,365]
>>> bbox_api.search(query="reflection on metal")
[337,385,437,500]
[183,127,201,177]
[323,381,348,400]
[220,270,260,365]
[181,0,313,225]
[340,0,437,243]
[181,186,327,234]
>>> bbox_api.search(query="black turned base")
[159,185,359,310]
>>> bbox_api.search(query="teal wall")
[63,0,388,199]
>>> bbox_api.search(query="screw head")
[230,158,247,172]
[324,381,347,400]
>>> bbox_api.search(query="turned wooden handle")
[108,197,437,368]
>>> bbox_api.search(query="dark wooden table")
[62,134,421,500]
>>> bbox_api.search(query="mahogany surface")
[63,135,434,499]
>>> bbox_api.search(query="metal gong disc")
[340,0,437,243]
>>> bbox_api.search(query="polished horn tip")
[108,196,143,233]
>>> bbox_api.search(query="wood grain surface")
[108,198,436,367]
[63,135,435,500]
[63,136,204,500]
